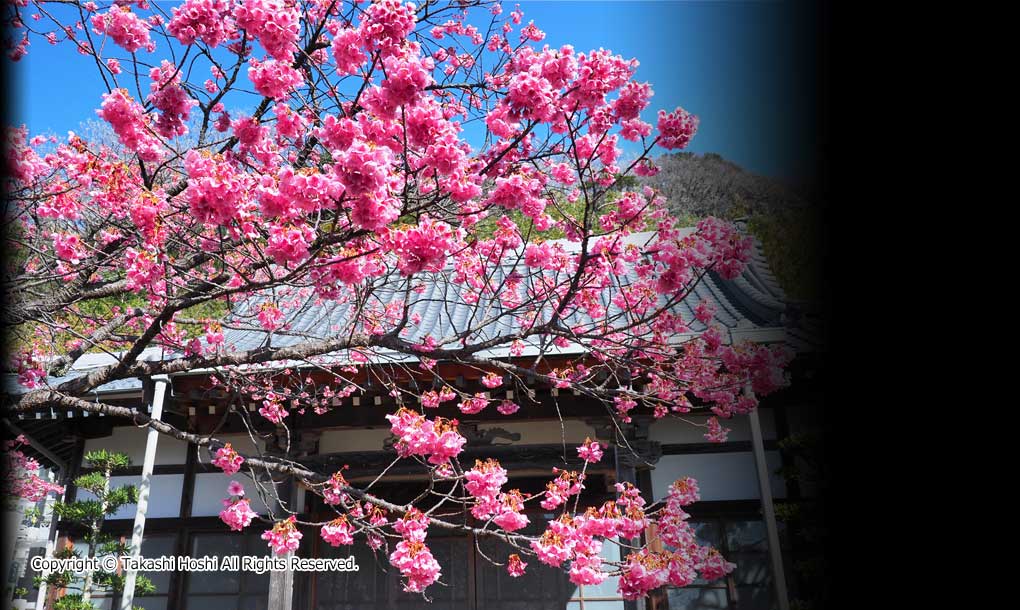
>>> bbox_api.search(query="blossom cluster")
[320,516,355,547]
[385,407,466,465]
[540,469,585,511]
[388,508,442,593]
[233,0,300,61]
[219,482,258,531]
[148,61,198,138]
[576,437,604,463]
[167,0,235,48]
[262,515,303,555]
[90,6,153,53]
[211,443,244,475]
[3,436,65,502]
[97,89,164,162]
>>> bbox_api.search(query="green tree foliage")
[35,451,154,610]
[747,207,823,302]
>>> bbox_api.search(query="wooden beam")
[2,417,67,471]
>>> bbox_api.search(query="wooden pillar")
[34,469,68,610]
[749,406,791,610]
[119,375,170,610]
[266,426,296,610]
[268,551,294,610]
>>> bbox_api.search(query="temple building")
[4,232,825,610]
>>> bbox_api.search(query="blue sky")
[8,1,818,183]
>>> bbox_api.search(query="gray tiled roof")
[2,349,164,396]
[219,230,811,360]
[4,230,820,398]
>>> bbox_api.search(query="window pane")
[187,534,243,593]
[732,553,771,586]
[243,532,271,593]
[668,587,729,610]
[477,516,574,609]
[139,535,176,594]
[566,601,625,610]
[239,594,269,610]
[691,521,722,548]
[736,585,775,610]
[315,539,381,608]
[725,520,767,552]
[569,538,622,601]
[187,596,239,610]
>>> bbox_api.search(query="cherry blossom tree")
[2,0,792,600]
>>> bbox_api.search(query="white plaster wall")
[647,409,777,444]
[495,420,598,444]
[209,432,266,454]
[649,451,786,502]
[76,474,183,520]
[191,471,275,517]
[318,428,392,453]
[83,427,188,465]
[189,432,273,516]
[318,419,599,453]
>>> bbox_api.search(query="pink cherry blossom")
[385,408,466,464]
[258,302,284,331]
[266,222,313,267]
[211,443,244,475]
[220,497,257,531]
[577,437,603,463]
[3,436,65,502]
[458,393,489,415]
[148,60,198,138]
[389,508,442,593]
[496,400,519,415]
[464,458,508,502]
[322,469,350,505]
[233,0,299,61]
[262,516,302,555]
[97,89,164,161]
[360,0,416,56]
[381,216,458,275]
[167,0,235,48]
[331,27,366,75]
[704,416,730,443]
[618,551,670,600]
[90,6,153,53]
[695,547,736,581]
[492,490,529,531]
[259,397,289,424]
[657,106,699,150]
[249,58,303,101]
[506,554,527,577]
[480,372,503,389]
[5,3,798,602]
[320,516,354,546]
